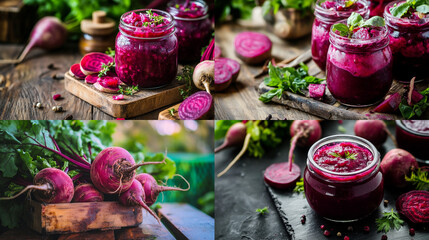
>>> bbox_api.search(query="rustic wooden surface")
[215,23,320,120]
[65,73,185,118]
[26,200,142,234]
[158,103,181,120]
[0,44,183,120]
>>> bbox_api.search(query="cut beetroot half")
[85,74,98,84]
[234,32,272,65]
[80,52,114,75]
[178,91,213,120]
[94,76,120,93]
[264,162,301,189]
[214,45,221,59]
[69,63,86,79]
[396,190,429,224]
[373,92,401,113]
[308,84,326,100]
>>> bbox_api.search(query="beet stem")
[160,174,191,192]
[135,196,161,224]
[289,128,304,172]
[217,133,251,177]
[384,126,398,148]
[0,183,51,200]
[29,143,90,170]
[124,159,166,173]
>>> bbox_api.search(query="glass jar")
[368,0,394,17]
[304,135,384,222]
[311,0,369,71]
[167,0,211,63]
[326,21,393,106]
[396,120,429,163]
[115,9,178,89]
[384,0,429,83]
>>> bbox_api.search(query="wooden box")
[0,0,36,43]
[25,200,142,234]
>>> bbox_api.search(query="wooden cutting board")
[258,63,429,120]
[158,103,181,120]
[64,72,185,118]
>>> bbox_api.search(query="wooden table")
[0,203,214,240]
[215,23,320,120]
[0,44,181,120]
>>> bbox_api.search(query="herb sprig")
[256,207,269,215]
[332,12,385,37]
[293,178,305,197]
[98,62,115,77]
[405,167,429,190]
[143,10,165,27]
[376,209,404,233]
[169,108,177,117]
[118,85,139,96]
[329,151,357,160]
[177,65,194,100]
[259,62,324,103]
[390,0,429,18]
[399,87,429,119]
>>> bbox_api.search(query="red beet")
[72,183,104,202]
[380,149,418,188]
[290,120,322,147]
[69,64,86,80]
[215,122,247,153]
[308,84,325,100]
[178,91,213,120]
[94,76,120,93]
[214,58,241,91]
[264,162,301,189]
[193,60,214,93]
[409,90,424,105]
[214,45,221,59]
[85,74,98,84]
[373,93,401,113]
[354,120,397,148]
[80,52,114,75]
[396,190,429,224]
[234,32,272,65]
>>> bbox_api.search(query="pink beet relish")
[304,135,384,222]
[115,9,178,88]
[167,0,211,63]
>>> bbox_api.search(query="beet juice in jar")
[167,0,211,63]
[304,135,384,222]
[115,9,178,89]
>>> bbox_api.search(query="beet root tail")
[0,183,51,200]
[217,133,251,177]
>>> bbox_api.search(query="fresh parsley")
[399,87,429,119]
[390,0,429,18]
[177,65,194,100]
[259,62,324,103]
[256,207,269,215]
[329,151,357,160]
[376,209,404,233]
[405,167,429,191]
[332,12,385,37]
[118,85,139,96]
[98,62,115,77]
[293,178,305,197]
[143,9,165,27]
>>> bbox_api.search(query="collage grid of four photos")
[0,0,428,239]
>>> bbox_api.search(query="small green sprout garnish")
[169,108,177,116]
[143,9,165,27]
[105,47,115,57]
[256,207,269,215]
[376,209,404,233]
[330,151,357,160]
[390,0,429,18]
[332,12,385,38]
[98,62,115,77]
[293,178,305,197]
[175,4,180,8]
[118,85,139,96]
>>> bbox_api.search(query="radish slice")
[264,162,301,189]
[396,190,429,224]
[85,74,98,84]
[69,63,86,80]
[234,32,272,65]
[178,91,213,120]
[80,52,114,75]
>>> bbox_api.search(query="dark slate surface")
[215,120,429,240]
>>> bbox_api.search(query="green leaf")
[390,2,411,17]
[332,23,350,37]
[362,16,385,27]
[416,4,429,13]
[259,88,283,103]
[347,12,364,28]
[256,206,269,215]
[376,209,404,233]
[135,153,176,181]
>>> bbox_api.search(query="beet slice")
[396,190,429,224]
[308,84,326,100]
[85,74,98,84]
[264,162,301,189]
[80,52,114,75]
[69,63,86,80]
[178,91,213,120]
[214,45,221,59]
[373,93,401,113]
[234,32,272,65]
[214,58,241,91]
[93,76,120,93]
[410,90,424,105]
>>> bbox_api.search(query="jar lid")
[81,11,116,35]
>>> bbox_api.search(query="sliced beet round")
[178,91,213,120]
[80,52,114,75]
[396,190,429,224]
[234,32,272,65]
[264,162,301,189]
[94,76,120,93]
[85,74,98,84]
[69,63,86,79]
[214,58,241,92]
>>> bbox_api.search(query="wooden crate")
[0,0,36,43]
[25,200,142,234]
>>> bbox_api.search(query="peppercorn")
[337,232,342,237]
[52,106,63,112]
[344,236,350,240]
[381,234,388,240]
[347,226,353,232]
[53,94,61,100]
[409,228,415,236]
[320,225,326,230]
[383,200,388,207]
[323,230,330,237]
[363,226,370,232]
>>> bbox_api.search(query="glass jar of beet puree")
[396,120,429,163]
[368,0,394,17]
[326,20,393,106]
[384,0,429,83]
[115,9,178,89]
[167,0,211,63]
[304,135,384,222]
[311,0,369,71]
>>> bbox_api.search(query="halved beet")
[85,74,98,84]
[214,45,221,59]
[264,162,301,189]
[373,92,401,113]
[214,58,241,91]
[396,190,429,224]
[178,91,213,120]
[409,90,424,105]
[69,63,86,79]
[308,84,326,100]
[234,32,272,65]
[94,76,120,93]
[80,52,114,75]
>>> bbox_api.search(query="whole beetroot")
[72,184,104,202]
[380,149,418,188]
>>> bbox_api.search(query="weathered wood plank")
[57,230,115,240]
[158,203,214,240]
[116,212,175,240]
[158,103,181,120]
